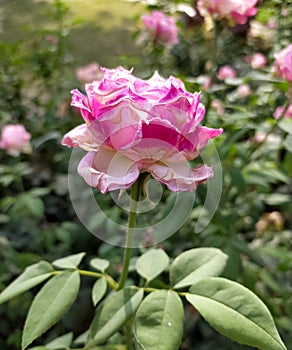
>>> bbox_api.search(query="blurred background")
[1,0,292,349]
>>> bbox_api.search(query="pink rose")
[62,67,222,193]
[211,99,225,115]
[197,0,258,25]
[273,104,292,119]
[76,63,103,83]
[268,21,277,30]
[0,124,31,157]
[202,76,212,90]
[250,53,267,69]
[274,44,292,82]
[141,11,179,46]
[217,65,237,80]
[236,84,251,98]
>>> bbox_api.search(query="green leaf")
[187,277,287,350]
[29,188,51,197]
[228,166,246,193]
[26,196,45,217]
[88,288,143,346]
[249,168,288,184]
[278,119,292,134]
[284,134,292,153]
[0,261,54,305]
[264,193,291,206]
[73,330,89,345]
[245,71,285,84]
[90,258,110,273]
[92,277,107,306]
[52,252,86,269]
[136,249,169,283]
[22,270,80,350]
[283,152,292,176]
[170,248,228,289]
[90,346,126,350]
[134,290,184,350]
[45,332,73,349]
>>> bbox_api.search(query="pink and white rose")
[274,44,292,82]
[273,104,292,119]
[217,65,236,80]
[250,53,267,69]
[197,0,258,25]
[141,11,179,46]
[0,124,31,157]
[211,99,225,115]
[236,84,251,98]
[62,67,222,193]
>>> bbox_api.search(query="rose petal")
[147,162,213,192]
[77,148,140,193]
[61,124,99,151]
[88,103,144,149]
[185,126,223,153]
[71,89,95,122]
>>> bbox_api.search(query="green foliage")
[90,258,110,273]
[52,252,86,269]
[0,261,54,304]
[187,277,287,350]
[136,249,169,283]
[92,277,107,307]
[88,288,144,346]
[43,332,73,350]
[134,290,184,350]
[22,270,80,349]
[170,248,228,289]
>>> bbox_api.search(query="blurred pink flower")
[62,66,222,193]
[253,132,281,147]
[236,84,251,98]
[274,44,292,81]
[202,76,212,90]
[250,53,267,69]
[211,99,225,115]
[45,35,58,45]
[0,124,31,157]
[217,65,237,80]
[281,9,288,16]
[273,104,292,119]
[197,0,258,25]
[268,20,277,30]
[141,11,179,46]
[76,63,103,83]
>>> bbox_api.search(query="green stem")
[51,269,119,290]
[78,269,119,290]
[118,177,142,291]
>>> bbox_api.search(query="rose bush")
[0,124,31,156]
[141,10,179,46]
[197,0,258,25]
[62,66,222,193]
